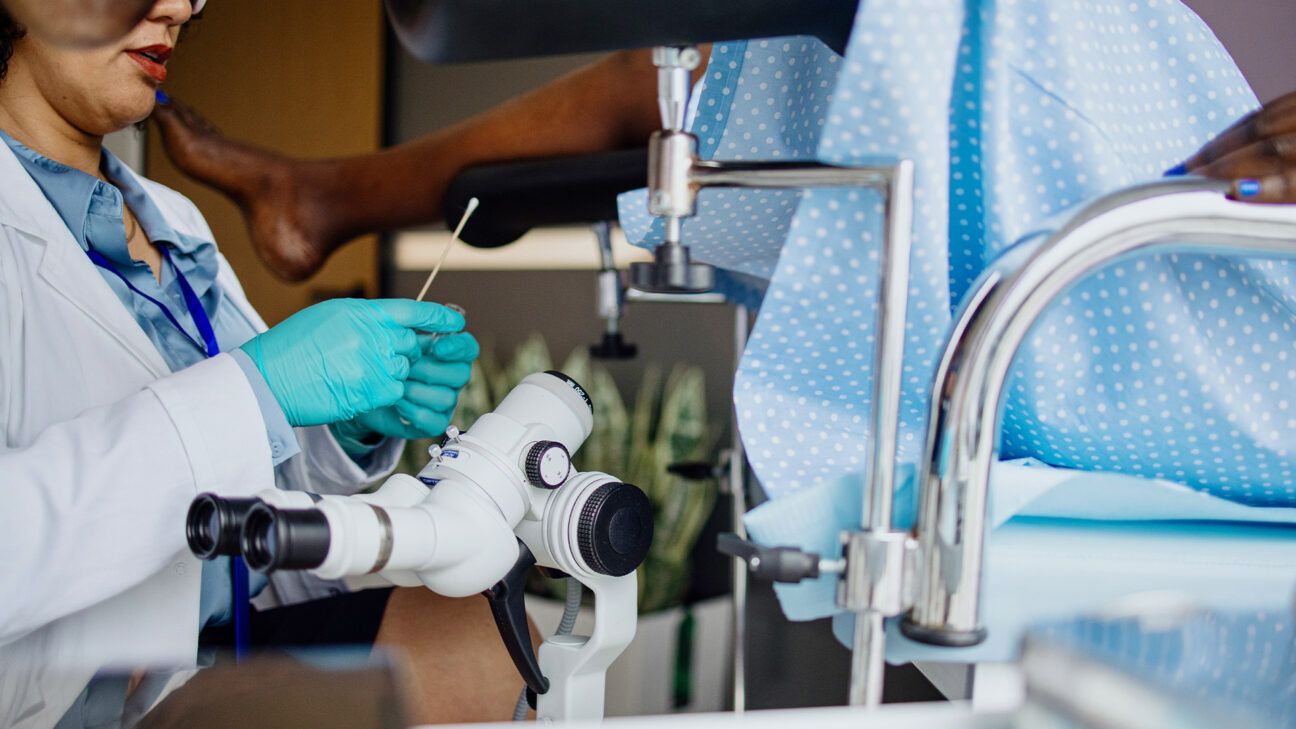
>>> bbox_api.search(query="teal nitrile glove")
[240,299,465,427]
[331,332,480,446]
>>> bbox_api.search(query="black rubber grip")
[717,533,821,584]
[483,540,550,697]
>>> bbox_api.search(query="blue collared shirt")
[0,130,298,632]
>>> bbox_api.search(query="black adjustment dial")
[577,482,653,577]
[524,441,571,489]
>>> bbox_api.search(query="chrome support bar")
[730,304,750,714]
[593,222,623,335]
[691,159,896,192]
[643,53,922,708]
[865,160,915,534]
[903,178,1296,646]
[652,139,919,708]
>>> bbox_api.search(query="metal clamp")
[836,530,918,617]
[653,45,702,133]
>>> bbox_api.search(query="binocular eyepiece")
[185,493,331,573]
[185,493,262,560]
[240,503,332,574]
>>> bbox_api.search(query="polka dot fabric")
[620,1,1296,510]
[1033,610,1296,726]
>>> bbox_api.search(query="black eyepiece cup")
[240,503,332,574]
[186,493,262,560]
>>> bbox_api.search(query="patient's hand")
[1182,90,1296,204]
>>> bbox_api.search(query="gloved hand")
[331,331,480,444]
[240,298,465,427]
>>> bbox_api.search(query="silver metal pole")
[729,304,750,714]
[864,160,915,533]
[848,612,887,706]
[847,160,916,708]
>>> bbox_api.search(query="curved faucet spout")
[902,178,1296,646]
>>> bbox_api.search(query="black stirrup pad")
[444,148,647,249]
[385,0,858,63]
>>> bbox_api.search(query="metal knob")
[524,441,572,489]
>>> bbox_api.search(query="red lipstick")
[125,44,172,84]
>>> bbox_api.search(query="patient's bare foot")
[152,97,341,282]
[151,50,670,282]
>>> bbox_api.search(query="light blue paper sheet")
[745,460,1296,623]
[877,516,1296,664]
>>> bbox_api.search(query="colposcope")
[186,371,653,722]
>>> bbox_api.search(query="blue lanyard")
[85,243,252,661]
[84,246,220,358]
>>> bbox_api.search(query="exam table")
[390,0,1296,714]
[421,599,1296,728]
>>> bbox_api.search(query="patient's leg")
[374,587,539,724]
[153,49,669,282]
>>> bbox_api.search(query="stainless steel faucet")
[902,178,1296,645]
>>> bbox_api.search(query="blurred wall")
[1183,0,1295,103]
[147,0,386,325]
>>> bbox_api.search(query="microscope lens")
[241,503,331,574]
[206,510,221,547]
[186,494,262,560]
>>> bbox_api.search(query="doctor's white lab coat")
[0,142,401,727]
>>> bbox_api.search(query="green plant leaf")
[451,359,493,431]
[506,335,553,393]
[583,364,630,476]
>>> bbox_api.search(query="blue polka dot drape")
[619,0,1296,508]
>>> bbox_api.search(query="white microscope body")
[187,372,653,722]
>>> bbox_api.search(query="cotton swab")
[415,197,480,302]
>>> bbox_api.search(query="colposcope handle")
[483,539,549,702]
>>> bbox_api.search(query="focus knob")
[577,482,654,577]
[524,441,571,489]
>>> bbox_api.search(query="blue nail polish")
[1163,163,1188,177]
[155,88,170,105]
[1238,179,1263,198]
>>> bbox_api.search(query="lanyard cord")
[85,243,251,661]
[84,247,219,358]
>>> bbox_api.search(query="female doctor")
[0,0,480,726]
